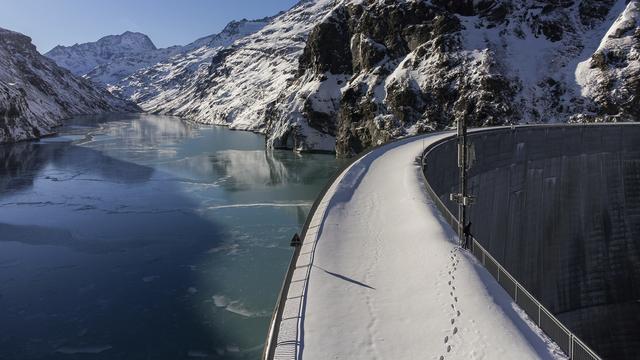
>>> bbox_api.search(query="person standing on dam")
[463,222,472,249]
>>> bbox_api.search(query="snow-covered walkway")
[274,133,566,360]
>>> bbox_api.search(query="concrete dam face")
[424,125,640,360]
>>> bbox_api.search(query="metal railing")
[421,135,602,360]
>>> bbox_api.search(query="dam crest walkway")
[269,131,567,360]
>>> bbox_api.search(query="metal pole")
[457,117,468,247]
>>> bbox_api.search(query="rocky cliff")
[0,28,137,143]
[266,0,639,155]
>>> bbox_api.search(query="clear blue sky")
[0,0,299,53]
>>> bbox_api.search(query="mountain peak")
[99,31,157,51]
[0,27,36,52]
[119,31,155,43]
[44,31,160,78]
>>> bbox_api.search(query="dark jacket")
[463,222,472,237]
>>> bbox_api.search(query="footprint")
[452,286,455,290]
[453,327,458,334]
[451,318,455,325]
[457,310,461,317]
[451,304,455,309]
[444,336,449,344]
[448,281,451,285]
[440,356,444,360]
[450,292,453,296]
[454,297,458,302]
[447,345,451,352]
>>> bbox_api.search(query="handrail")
[421,130,602,360]
[262,236,302,359]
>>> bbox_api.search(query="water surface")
[0,114,341,359]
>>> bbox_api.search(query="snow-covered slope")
[131,0,339,146]
[109,17,273,105]
[45,31,183,85]
[0,27,137,143]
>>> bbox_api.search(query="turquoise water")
[0,114,341,359]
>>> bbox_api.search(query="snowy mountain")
[42,0,637,155]
[0,27,137,143]
[125,0,339,150]
[108,0,637,155]
[264,0,640,155]
[109,17,273,104]
[45,31,183,85]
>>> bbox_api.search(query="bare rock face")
[0,28,137,143]
[298,6,352,75]
[579,0,618,26]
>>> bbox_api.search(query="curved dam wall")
[424,125,640,360]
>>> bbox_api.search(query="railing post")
[570,334,574,359]
[538,306,541,327]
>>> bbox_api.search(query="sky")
[0,0,299,53]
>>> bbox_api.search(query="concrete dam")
[424,124,640,360]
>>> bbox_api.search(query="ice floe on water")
[142,275,159,282]
[211,343,263,357]
[199,201,312,212]
[187,350,209,357]
[226,345,240,353]
[55,345,113,354]
[206,243,240,255]
[212,294,229,308]
[211,294,269,318]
